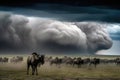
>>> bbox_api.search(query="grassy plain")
[0,55,120,80]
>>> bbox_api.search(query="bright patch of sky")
[96,40,120,55]
[107,24,120,34]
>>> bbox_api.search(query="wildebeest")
[10,56,23,63]
[0,57,9,63]
[45,56,53,62]
[27,52,45,75]
[65,57,74,65]
[89,58,100,68]
[73,57,84,68]
[115,58,120,66]
[50,57,62,67]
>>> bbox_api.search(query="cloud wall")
[0,12,113,54]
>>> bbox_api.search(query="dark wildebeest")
[115,58,120,66]
[50,57,62,67]
[65,57,74,65]
[27,52,45,75]
[2,57,9,63]
[0,57,9,63]
[73,57,84,68]
[89,58,100,68]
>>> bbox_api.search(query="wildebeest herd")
[0,56,23,63]
[1,54,120,75]
[10,56,23,63]
[47,56,120,68]
[0,57,9,63]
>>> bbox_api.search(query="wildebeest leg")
[38,63,41,67]
[94,64,97,68]
[56,63,57,67]
[32,65,35,75]
[89,63,91,67]
[27,64,30,75]
[73,63,75,67]
[117,63,120,66]
[79,64,81,68]
[58,64,61,68]
[35,66,38,75]
[50,62,53,66]
[77,64,81,68]
[78,64,79,68]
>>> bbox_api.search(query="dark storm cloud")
[0,12,113,54]
[0,0,119,9]
[1,4,120,23]
[75,22,113,53]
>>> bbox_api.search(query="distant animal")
[65,57,74,65]
[10,56,23,63]
[73,57,84,68]
[45,56,52,62]
[0,57,9,63]
[115,58,120,66]
[3,57,9,63]
[83,58,90,64]
[50,57,62,67]
[89,58,100,68]
[27,52,45,75]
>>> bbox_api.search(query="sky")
[0,1,120,55]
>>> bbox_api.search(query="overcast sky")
[0,3,120,55]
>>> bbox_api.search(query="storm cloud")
[0,12,112,54]
[1,5,120,23]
